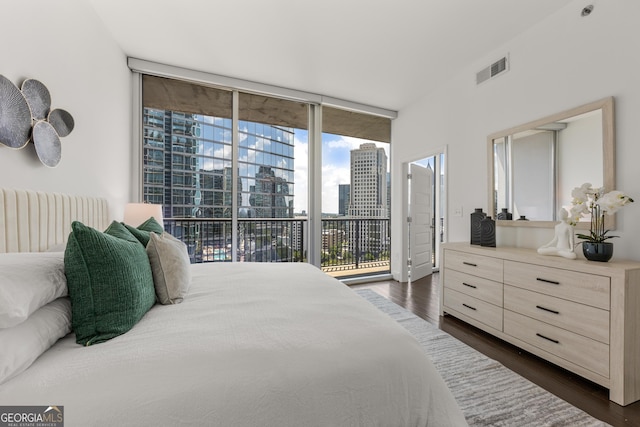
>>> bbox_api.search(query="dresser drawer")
[504,310,609,378]
[444,250,503,282]
[504,285,609,344]
[444,269,503,307]
[504,261,610,310]
[444,288,503,331]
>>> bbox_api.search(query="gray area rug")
[355,289,610,427]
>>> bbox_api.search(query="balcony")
[164,217,390,278]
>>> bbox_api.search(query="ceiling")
[89,0,574,111]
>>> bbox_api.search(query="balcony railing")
[320,218,390,277]
[164,217,390,277]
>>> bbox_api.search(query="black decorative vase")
[480,216,496,247]
[470,208,486,245]
[496,208,512,220]
[582,242,613,262]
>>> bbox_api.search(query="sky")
[293,130,390,215]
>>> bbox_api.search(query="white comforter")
[0,263,466,426]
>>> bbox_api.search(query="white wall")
[391,0,640,277]
[0,0,132,221]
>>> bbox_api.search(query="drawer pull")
[536,277,560,285]
[463,261,477,267]
[462,303,477,311]
[536,333,560,344]
[536,305,560,315]
[462,282,477,289]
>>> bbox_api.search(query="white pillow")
[146,232,192,304]
[0,252,68,328]
[0,297,71,384]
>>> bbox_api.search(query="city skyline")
[143,109,390,218]
[293,129,390,215]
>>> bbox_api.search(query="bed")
[0,189,467,426]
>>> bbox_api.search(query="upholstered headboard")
[0,189,109,253]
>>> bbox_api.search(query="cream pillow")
[0,297,71,384]
[0,252,67,328]
[146,232,192,304]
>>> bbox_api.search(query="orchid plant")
[568,183,634,243]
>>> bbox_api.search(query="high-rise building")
[347,143,390,262]
[143,109,238,219]
[338,184,350,216]
[248,166,292,218]
[348,143,388,218]
[291,215,307,261]
[142,108,296,262]
[387,172,391,218]
[142,108,295,220]
[238,121,295,219]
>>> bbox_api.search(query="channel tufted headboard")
[0,189,109,253]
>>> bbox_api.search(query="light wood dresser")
[440,242,640,406]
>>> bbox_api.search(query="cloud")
[324,135,369,150]
[201,158,226,171]
[321,163,350,214]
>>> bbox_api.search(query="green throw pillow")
[139,216,164,233]
[64,221,156,346]
[105,220,142,243]
[124,224,152,246]
[124,216,164,246]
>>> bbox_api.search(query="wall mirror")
[488,97,614,229]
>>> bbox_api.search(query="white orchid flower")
[569,182,634,243]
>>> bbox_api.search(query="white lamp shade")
[124,203,164,227]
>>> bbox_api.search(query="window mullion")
[308,104,322,267]
[231,91,239,262]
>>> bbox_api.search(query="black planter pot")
[582,242,614,262]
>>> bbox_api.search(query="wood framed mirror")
[487,97,615,229]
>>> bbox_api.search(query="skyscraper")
[142,108,295,220]
[338,184,350,216]
[248,166,292,218]
[142,108,297,262]
[142,109,238,219]
[348,143,388,218]
[347,143,389,262]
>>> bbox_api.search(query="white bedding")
[0,262,466,426]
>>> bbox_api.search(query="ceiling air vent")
[476,55,509,85]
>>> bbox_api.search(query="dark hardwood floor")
[351,273,640,427]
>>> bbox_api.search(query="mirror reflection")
[488,97,614,228]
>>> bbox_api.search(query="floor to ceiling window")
[320,135,390,278]
[142,76,234,262]
[236,92,308,262]
[320,107,391,278]
[139,73,392,279]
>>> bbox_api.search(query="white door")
[408,163,433,282]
